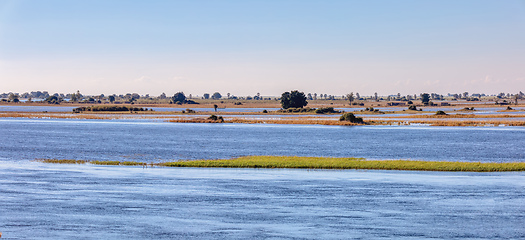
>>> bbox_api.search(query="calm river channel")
[1,118,524,239]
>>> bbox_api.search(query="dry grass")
[387,114,525,119]
[407,120,525,126]
[38,159,89,164]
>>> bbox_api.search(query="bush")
[408,105,417,111]
[72,105,148,113]
[339,113,364,123]
[435,110,447,115]
[277,107,315,113]
[315,107,340,114]
[208,115,224,122]
[262,110,268,113]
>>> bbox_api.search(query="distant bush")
[339,113,364,123]
[277,107,315,113]
[435,110,447,115]
[72,105,148,113]
[208,115,224,122]
[408,105,417,111]
[262,110,268,113]
[315,107,341,114]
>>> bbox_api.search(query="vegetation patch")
[277,107,316,113]
[73,105,149,113]
[340,113,364,123]
[315,107,341,114]
[161,156,525,172]
[38,159,89,164]
[39,156,525,172]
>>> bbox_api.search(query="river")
[1,117,524,239]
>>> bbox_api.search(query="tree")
[172,92,186,104]
[109,95,115,103]
[159,93,166,99]
[45,95,61,104]
[281,90,308,109]
[213,104,218,112]
[8,93,19,102]
[421,93,430,105]
[346,92,355,105]
[374,92,378,101]
[203,93,210,99]
[211,92,222,99]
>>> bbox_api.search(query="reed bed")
[386,114,525,119]
[407,119,525,126]
[37,159,152,166]
[226,118,362,126]
[0,112,116,120]
[162,156,525,172]
[38,157,525,172]
[38,159,89,164]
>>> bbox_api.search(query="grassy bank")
[38,156,525,172]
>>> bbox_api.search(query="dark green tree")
[45,95,61,104]
[203,93,210,99]
[281,90,308,109]
[109,95,115,103]
[172,92,186,104]
[211,92,222,99]
[421,93,430,105]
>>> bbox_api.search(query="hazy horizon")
[1,0,524,96]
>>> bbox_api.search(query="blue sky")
[1,0,524,96]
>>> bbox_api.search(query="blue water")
[1,117,525,239]
[0,118,524,162]
[1,162,524,239]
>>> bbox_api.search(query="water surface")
[1,162,524,239]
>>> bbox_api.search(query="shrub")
[408,105,417,111]
[72,105,148,113]
[339,113,364,123]
[208,115,224,122]
[315,107,340,114]
[262,110,268,113]
[435,110,447,115]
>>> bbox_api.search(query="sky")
[0,0,524,97]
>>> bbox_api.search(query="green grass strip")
[161,156,525,172]
[38,156,525,172]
